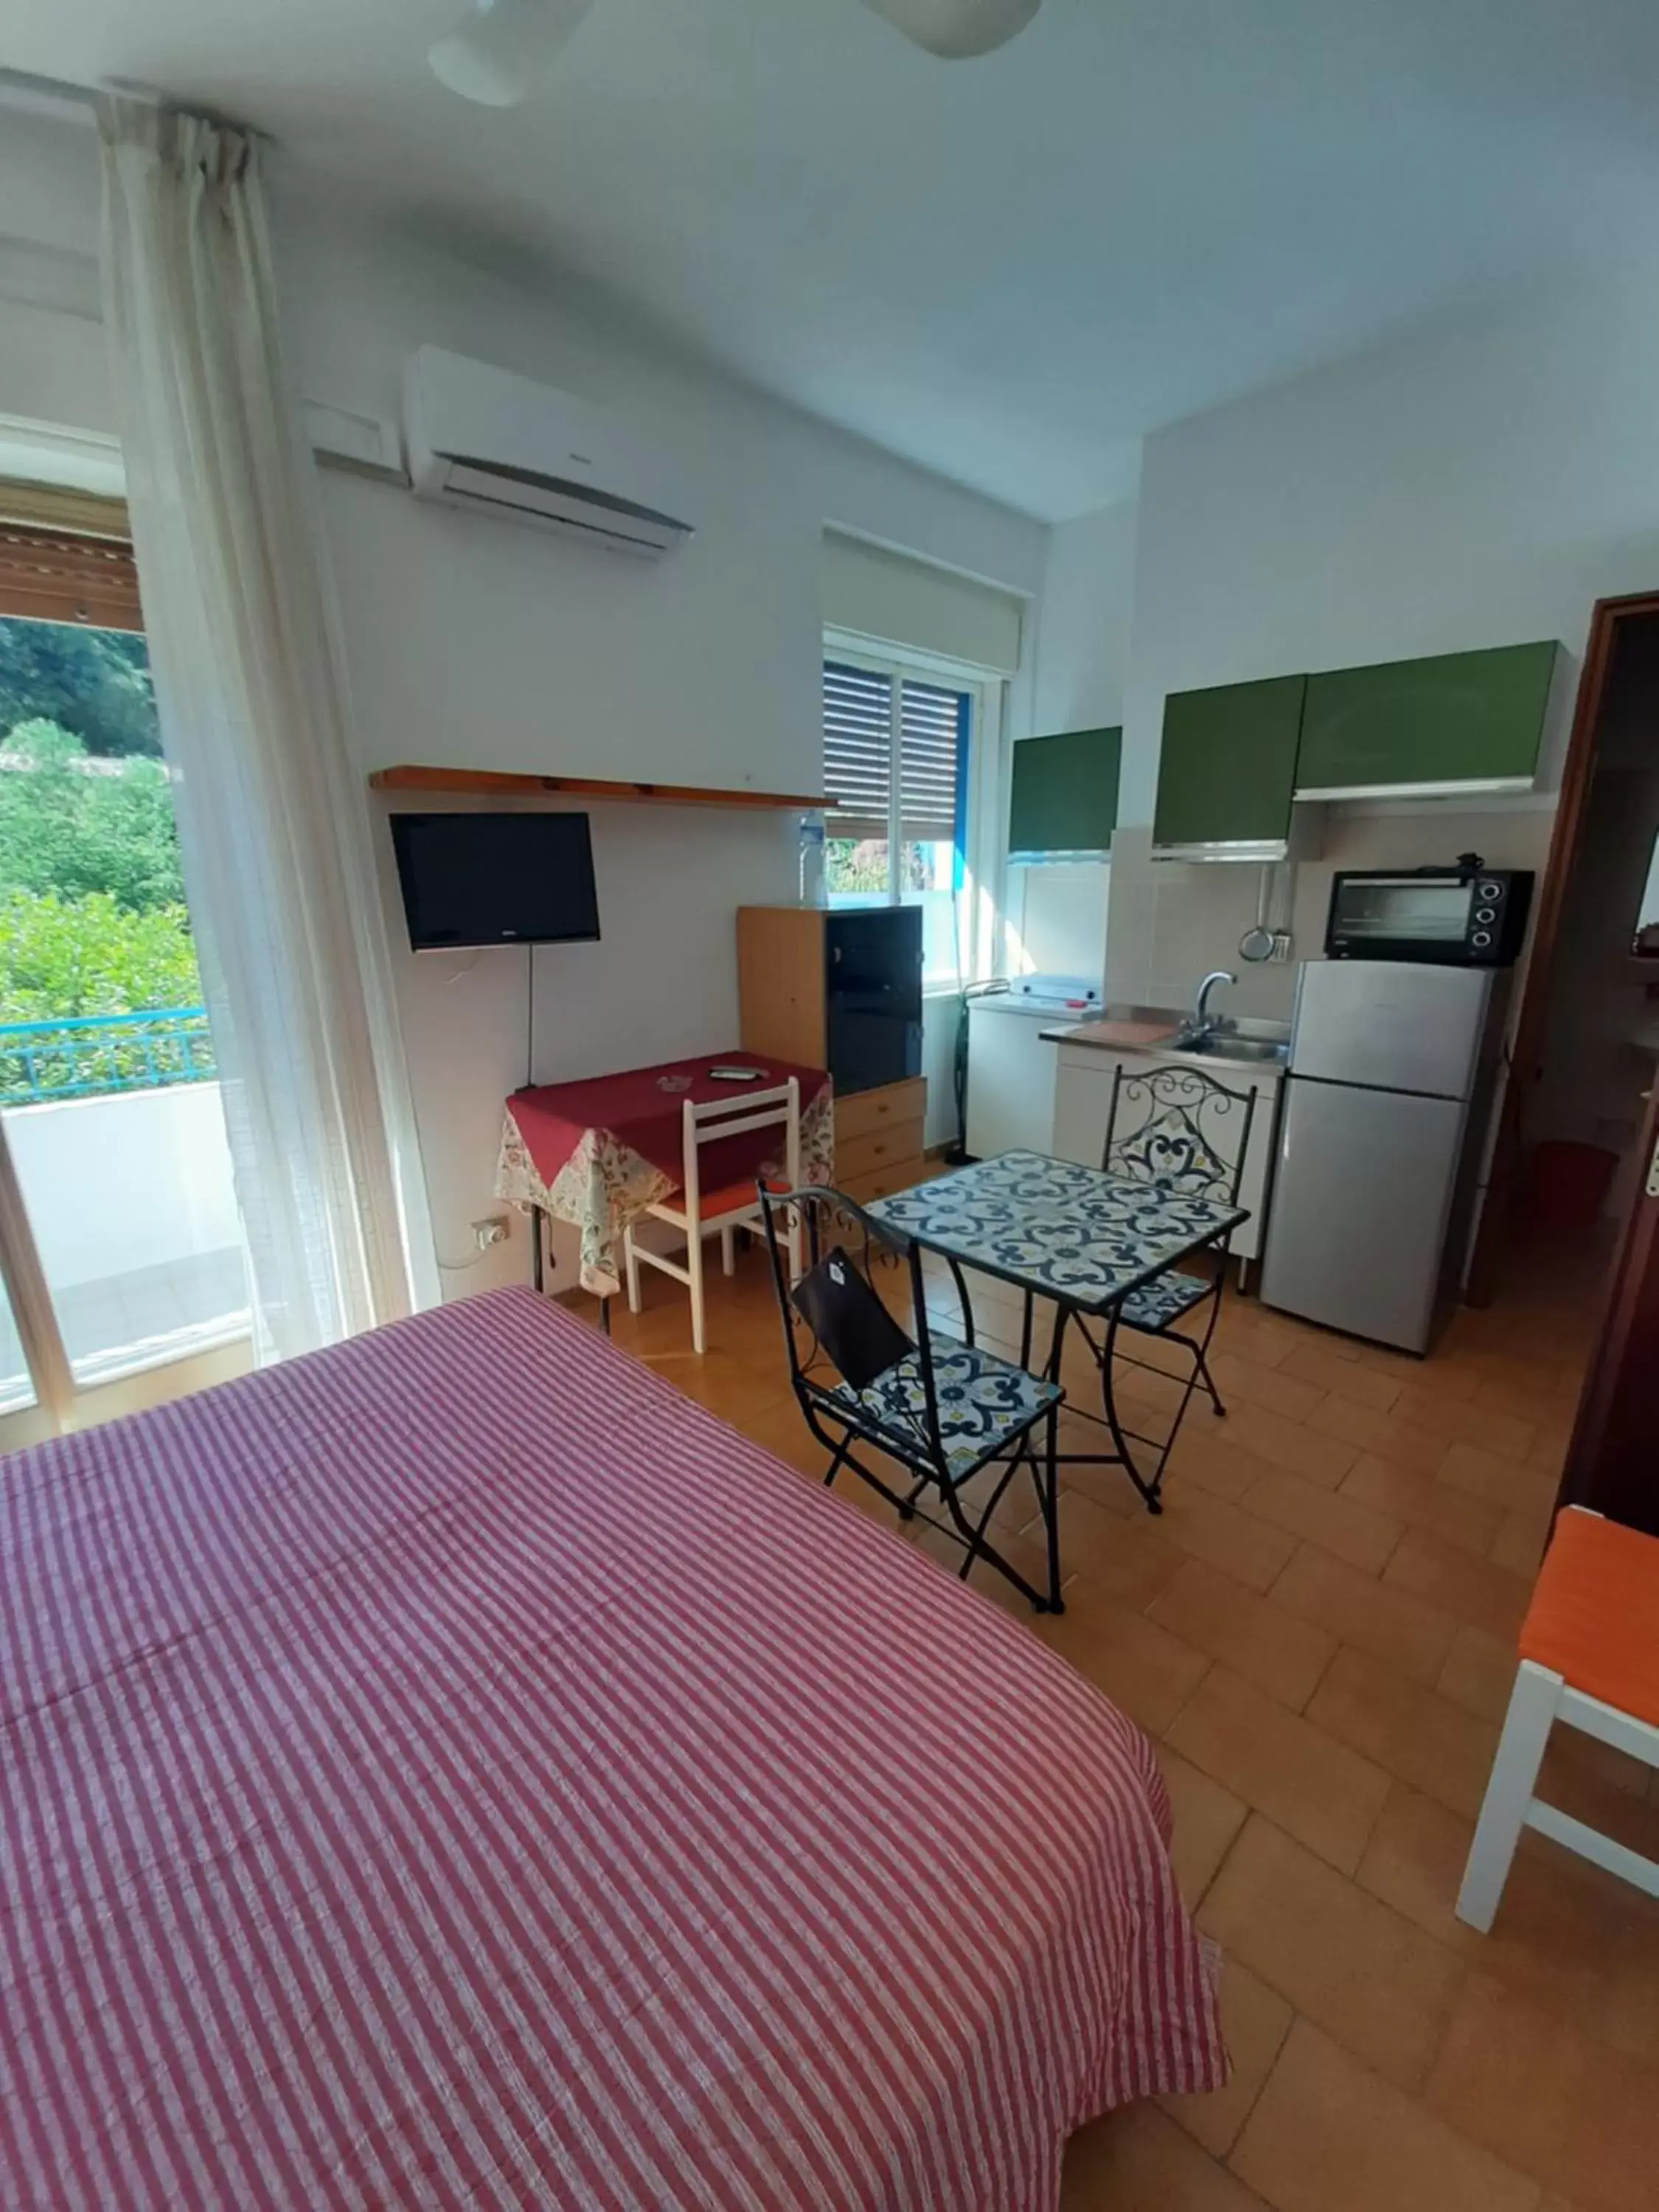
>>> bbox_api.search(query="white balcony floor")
[0,1080,251,1415]
[0,1248,251,1412]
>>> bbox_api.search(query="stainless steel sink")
[1055,1001,1290,1066]
[1180,1036,1288,1065]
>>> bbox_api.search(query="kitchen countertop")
[1040,1001,1290,1077]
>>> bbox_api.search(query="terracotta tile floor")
[564,1229,1657,2212]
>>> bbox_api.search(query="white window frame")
[821,634,1005,991]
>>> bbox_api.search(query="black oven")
[1324,859,1533,966]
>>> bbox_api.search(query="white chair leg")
[720,1222,736,1277]
[1457,1659,1561,1933]
[687,1229,707,1356]
[623,1228,642,1314]
[787,1212,803,1284]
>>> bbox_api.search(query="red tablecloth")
[497,1049,832,1293]
[0,1288,1226,2211]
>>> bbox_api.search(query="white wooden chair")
[623,1078,801,1354]
[1457,1505,1659,1932]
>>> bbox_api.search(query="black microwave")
[1324,861,1534,966]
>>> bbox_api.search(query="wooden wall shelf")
[369,765,832,813]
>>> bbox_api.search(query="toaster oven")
[1324,860,1533,966]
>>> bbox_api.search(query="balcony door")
[0,495,251,1450]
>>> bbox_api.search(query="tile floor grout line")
[1186,1800,1255,1917]
[1211,1994,1296,2169]
[1346,1755,1399,1882]
[1260,1543,1303,1607]
[1412,1953,1475,2110]
[1217,2021,1307,2199]
[1371,1514,1411,1584]
[1155,1655,1215,1752]
[1295,1630,1344,1716]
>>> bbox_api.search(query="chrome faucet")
[1178,970,1237,1048]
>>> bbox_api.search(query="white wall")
[271,196,1046,1288]
[1037,261,1659,1020]
[1032,498,1138,738]
[0,114,111,457]
[277,193,1046,798]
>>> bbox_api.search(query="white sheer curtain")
[99,98,437,1360]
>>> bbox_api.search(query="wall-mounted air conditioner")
[403,345,693,557]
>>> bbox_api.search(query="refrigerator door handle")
[1289,1070,1461,1105]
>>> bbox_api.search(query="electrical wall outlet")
[472,1215,510,1251]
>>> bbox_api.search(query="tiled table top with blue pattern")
[863,1150,1248,1316]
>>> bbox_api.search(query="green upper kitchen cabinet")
[1295,641,1559,798]
[1009,726,1121,860]
[1152,675,1308,860]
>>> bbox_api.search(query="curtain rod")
[0,69,266,145]
[0,67,102,123]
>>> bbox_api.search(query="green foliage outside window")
[0,720,186,914]
[0,888,200,1024]
[825,837,936,897]
[0,619,160,759]
[825,837,891,894]
[0,614,201,1063]
[0,722,201,1026]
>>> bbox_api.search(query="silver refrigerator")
[1259,961,1510,1353]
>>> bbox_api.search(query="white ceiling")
[7,0,1659,519]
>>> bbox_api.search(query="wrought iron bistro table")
[864,1150,1249,1521]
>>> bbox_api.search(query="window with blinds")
[822,661,892,841]
[821,653,974,982]
[821,659,969,849]
[899,678,968,846]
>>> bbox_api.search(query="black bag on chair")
[790,1248,913,1390]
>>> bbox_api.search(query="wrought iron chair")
[1068,1061,1256,1496]
[757,1184,1066,1613]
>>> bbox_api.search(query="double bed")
[1,1287,1225,2209]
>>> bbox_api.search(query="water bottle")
[799,810,827,906]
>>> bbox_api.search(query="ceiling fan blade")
[859,0,1042,58]
[428,0,597,106]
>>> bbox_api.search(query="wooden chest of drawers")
[832,1076,927,1205]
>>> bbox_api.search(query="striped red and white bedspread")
[1,1286,1225,2211]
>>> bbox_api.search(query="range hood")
[1152,807,1324,866]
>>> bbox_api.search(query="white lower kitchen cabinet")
[1051,1043,1284,1265]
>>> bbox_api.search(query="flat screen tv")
[390,811,601,950]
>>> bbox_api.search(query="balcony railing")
[0,1007,216,1106]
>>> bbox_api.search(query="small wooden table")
[497,1051,832,1300]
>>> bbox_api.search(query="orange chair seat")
[655,1175,787,1222]
[1520,1509,1659,1731]
[692,1179,765,1221]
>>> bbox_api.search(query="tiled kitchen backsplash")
[1103,806,1557,1017]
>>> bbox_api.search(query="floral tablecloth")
[497,1050,832,1295]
